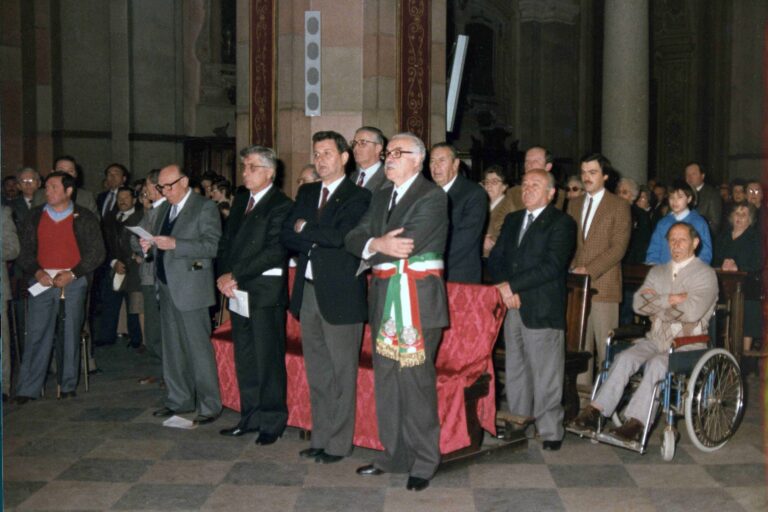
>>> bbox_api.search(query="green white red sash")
[371,252,443,367]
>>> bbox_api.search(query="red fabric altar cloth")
[211,270,504,454]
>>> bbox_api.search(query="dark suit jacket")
[281,178,371,324]
[445,174,488,283]
[350,163,390,192]
[103,208,144,292]
[487,205,576,330]
[10,196,33,229]
[218,187,293,309]
[694,183,722,234]
[345,174,449,329]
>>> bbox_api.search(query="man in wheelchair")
[569,222,718,443]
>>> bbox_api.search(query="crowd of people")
[1,127,763,490]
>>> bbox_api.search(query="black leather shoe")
[542,440,562,451]
[255,432,280,445]
[406,476,430,491]
[315,452,343,464]
[152,407,175,417]
[193,414,220,425]
[13,396,32,405]
[59,391,77,399]
[219,426,258,437]
[299,447,324,458]
[356,464,385,476]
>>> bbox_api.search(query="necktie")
[318,187,329,212]
[170,204,179,221]
[357,172,366,187]
[386,190,398,222]
[104,191,116,216]
[518,212,534,245]
[582,197,593,240]
[118,212,125,223]
[244,195,255,215]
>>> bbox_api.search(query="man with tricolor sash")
[345,132,449,492]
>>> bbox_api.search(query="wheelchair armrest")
[672,335,709,350]
[608,324,647,342]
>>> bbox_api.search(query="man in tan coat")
[567,153,631,384]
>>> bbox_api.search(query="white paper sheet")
[162,415,198,429]
[228,289,249,318]
[125,225,154,240]
[27,269,67,297]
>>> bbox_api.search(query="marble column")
[601,0,649,184]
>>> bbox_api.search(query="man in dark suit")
[349,126,389,191]
[10,167,39,228]
[140,164,222,425]
[281,131,371,462]
[488,169,576,450]
[429,142,487,283]
[98,186,143,348]
[217,146,293,445]
[346,132,449,492]
[96,163,129,218]
[685,162,722,234]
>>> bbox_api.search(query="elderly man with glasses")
[140,164,222,425]
[350,126,391,192]
[346,132,449,491]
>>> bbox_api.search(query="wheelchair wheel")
[661,426,676,461]
[684,349,744,452]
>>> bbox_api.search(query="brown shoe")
[610,418,644,443]
[570,405,601,430]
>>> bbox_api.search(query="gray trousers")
[504,309,565,441]
[372,324,442,480]
[578,301,619,386]
[300,282,362,456]
[142,284,162,361]
[17,277,87,396]
[593,338,705,423]
[158,282,221,417]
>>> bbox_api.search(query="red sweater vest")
[37,211,81,270]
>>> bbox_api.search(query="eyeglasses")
[155,176,184,193]
[19,178,37,185]
[567,187,583,192]
[380,149,416,160]
[747,189,762,195]
[350,139,379,148]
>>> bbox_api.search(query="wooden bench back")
[565,273,592,353]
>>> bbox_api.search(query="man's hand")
[369,227,414,259]
[640,288,658,296]
[52,270,75,289]
[139,238,153,253]
[294,219,307,233]
[35,269,54,287]
[114,261,127,275]
[483,235,495,256]
[217,272,238,298]
[571,266,588,275]
[721,258,738,272]
[152,236,176,250]
[496,282,521,309]
[668,292,688,305]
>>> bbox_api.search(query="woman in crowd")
[481,165,516,257]
[713,202,763,356]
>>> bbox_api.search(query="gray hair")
[145,168,161,185]
[301,163,320,180]
[239,145,278,169]
[16,166,39,180]
[619,177,639,202]
[390,132,426,164]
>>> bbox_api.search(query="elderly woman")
[713,202,763,353]
[481,165,519,257]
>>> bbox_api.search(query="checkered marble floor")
[3,345,766,511]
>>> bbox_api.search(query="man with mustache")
[567,153,631,385]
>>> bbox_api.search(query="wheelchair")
[566,325,745,461]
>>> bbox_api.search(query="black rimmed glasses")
[155,176,184,193]
[380,149,416,160]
